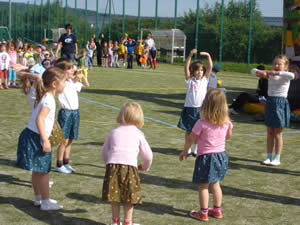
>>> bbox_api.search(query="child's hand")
[199,52,210,56]
[179,151,188,161]
[138,164,144,171]
[75,73,83,80]
[13,64,28,72]
[266,70,279,76]
[43,139,51,152]
[190,49,197,55]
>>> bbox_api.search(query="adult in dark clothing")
[55,24,78,61]
[229,65,268,115]
[287,63,300,111]
[95,34,104,67]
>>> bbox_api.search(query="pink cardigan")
[101,124,153,171]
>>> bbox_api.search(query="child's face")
[194,67,204,79]
[104,43,107,47]
[273,59,288,72]
[0,45,5,52]
[82,52,87,57]
[10,45,15,51]
[65,67,74,78]
[55,79,66,94]
[45,54,49,59]
[36,47,42,53]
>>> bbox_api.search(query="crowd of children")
[2,24,298,224]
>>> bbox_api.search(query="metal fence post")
[137,0,141,39]
[194,0,200,59]
[108,0,112,40]
[219,0,224,65]
[174,0,177,29]
[155,0,158,30]
[247,0,253,66]
[122,0,125,35]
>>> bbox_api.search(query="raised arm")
[200,52,213,79]
[55,42,62,58]
[185,49,197,80]
[267,71,295,80]
[251,68,268,79]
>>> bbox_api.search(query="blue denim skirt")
[58,109,80,140]
[177,107,200,131]
[192,152,228,184]
[16,128,52,173]
[264,96,290,128]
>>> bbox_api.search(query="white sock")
[193,144,198,154]
[35,195,41,201]
[187,148,192,154]
[41,199,50,205]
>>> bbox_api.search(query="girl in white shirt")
[177,49,212,156]
[0,43,11,89]
[251,55,295,166]
[16,67,66,210]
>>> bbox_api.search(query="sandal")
[189,210,208,221]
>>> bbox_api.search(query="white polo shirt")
[184,77,208,107]
[58,79,83,110]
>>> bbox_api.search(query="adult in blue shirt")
[55,24,78,61]
[123,38,137,69]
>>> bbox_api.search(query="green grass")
[1,63,300,225]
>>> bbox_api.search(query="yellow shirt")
[118,43,126,55]
[134,44,143,55]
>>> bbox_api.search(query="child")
[16,67,66,210]
[42,51,53,69]
[251,55,295,166]
[101,102,153,225]
[86,39,97,66]
[54,59,89,173]
[207,64,221,89]
[139,44,149,69]
[119,34,128,67]
[0,43,11,89]
[177,49,212,156]
[23,44,35,67]
[19,42,28,65]
[123,38,137,69]
[8,42,17,87]
[112,41,120,68]
[77,49,91,79]
[179,89,232,221]
[149,46,157,69]
[134,40,143,67]
[102,42,109,68]
[108,40,113,67]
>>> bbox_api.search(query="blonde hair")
[35,67,66,107]
[54,58,73,70]
[200,89,228,125]
[273,55,289,68]
[117,102,144,128]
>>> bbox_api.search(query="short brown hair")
[117,102,144,128]
[54,58,73,70]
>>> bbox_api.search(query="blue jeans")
[62,53,75,62]
[8,67,16,81]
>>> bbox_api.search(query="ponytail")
[34,80,47,107]
[20,77,32,95]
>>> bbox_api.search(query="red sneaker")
[189,210,208,221]
[208,208,223,219]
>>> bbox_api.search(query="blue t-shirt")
[58,33,77,54]
[124,41,137,54]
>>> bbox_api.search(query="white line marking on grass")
[79,96,300,137]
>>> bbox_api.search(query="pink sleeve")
[139,135,153,171]
[101,132,112,164]
[228,121,233,130]
[192,120,203,136]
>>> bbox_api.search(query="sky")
[9,0,283,17]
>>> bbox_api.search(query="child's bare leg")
[266,127,274,154]
[274,128,283,155]
[57,142,66,162]
[210,182,222,207]
[35,172,49,200]
[63,139,73,159]
[112,202,121,223]
[32,172,41,196]
[124,203,134,224]
[198,183,209,209]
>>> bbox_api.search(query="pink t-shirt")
[192,119,233,156]
[101,124,153,171]
[8,51,17,66]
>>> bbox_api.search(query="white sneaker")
[262,158,271,165]
[34,198,57,207]
[64,164,76,172]
[229,108,239,115]
[49,180,54,188]
[54,165,72,174]
[40,200,62,210]
[270,160,280,166]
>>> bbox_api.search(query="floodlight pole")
[219,0,224,65]
[85,0,88,44]
[174,0,177,29]
[155,0,158,30]
[9,0,11,38]
[33,0,36,42]
[138,0,141,39]
[65,0,68,25]
[96,0,99,38]
[108,0,112,40]
[194,0,200,59]
[122,0,125,35]
[247,0,254,66]
[47,0,50,35]
[75,0,78,35]
[41,0,44,42]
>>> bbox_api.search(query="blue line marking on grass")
[79,96,299,136]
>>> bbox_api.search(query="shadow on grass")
[0,158,17,167]
[0,174,31,188]
[152,147,180,156]
[0,197,105,225]
[72,142,104,146]
[229,157,300,176]
[66,192,189,218]
[138,173,300,206]
[73,163,106,169]
[83,89,185,109]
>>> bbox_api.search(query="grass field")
[1,63,300,225]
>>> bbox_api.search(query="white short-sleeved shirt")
[58,79,83,110]
[0,52,11,70]
[268,72,294,98]
[144,38,155,49]
[184,77,208,107]
[208,72,217,89]
[27,93,56,137]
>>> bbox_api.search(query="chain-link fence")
[0,0,282,64]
